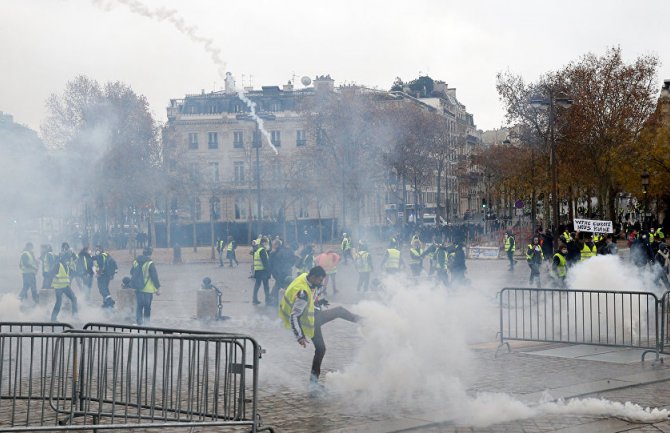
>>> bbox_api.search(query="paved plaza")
[2,243,670,432]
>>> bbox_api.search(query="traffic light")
[482,198,487,208]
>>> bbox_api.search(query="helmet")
[143,247,153,257]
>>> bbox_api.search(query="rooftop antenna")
[249,74,254,88]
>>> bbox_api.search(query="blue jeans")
[51,286,78,322]
[135,292,154,325]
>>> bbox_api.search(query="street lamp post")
[253,128,262,233]
[530,89,573,249]
[641,170,650,230]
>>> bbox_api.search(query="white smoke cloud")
[325,272,669,428]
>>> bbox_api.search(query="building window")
[189,163,199,182]
[188,133,198,149]
[271,130,281,147]
[298,198,309,218]
[234,197,247,220]
[296,129,306,146]
[234,161,245,184]
[271,161,282,182]
[208,162,220,182]
[191,198,201,221]
[233,131,244,148]
[210,197,221,220]
[316,128,325,145]
[208,132,218,149]
[270,102,281,112]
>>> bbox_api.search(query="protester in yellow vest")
[131,248,161,325]
[380,241,404,273]
[355,241,373,291]
[580,234,598,261]
[50,250,78,322]
[252,237,271,305]
[279,266,360,393]
[19,242,39,304]
[551,244,568,288]
[408,239,425,276]
[504,230,516,272]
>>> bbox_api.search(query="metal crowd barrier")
[497,287,662,361]
[0,322,73,333]
[0,324,273,432]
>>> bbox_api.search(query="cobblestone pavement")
[2,243,670,432]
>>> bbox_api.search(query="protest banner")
[573,219,613,233]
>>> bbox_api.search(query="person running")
[279,266,360,392]
[50,248,78,322]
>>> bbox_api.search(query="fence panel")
[498,288,661,360]
[0,331,265,432]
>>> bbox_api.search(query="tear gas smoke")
[93,0,279,155]
[567,254,660,294]
[325,272,669,427]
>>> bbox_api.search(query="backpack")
[105,255,118,279]
[129,261,147,291]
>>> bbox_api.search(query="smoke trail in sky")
[92,0,279,155]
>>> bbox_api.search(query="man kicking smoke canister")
[279,266,360,392]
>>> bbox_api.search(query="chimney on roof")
[283,80,294,92]
[314,75,335,93]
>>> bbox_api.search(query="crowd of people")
[502,222,670,290]
[18,242,160,325]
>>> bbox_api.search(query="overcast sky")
[2,0,669,135]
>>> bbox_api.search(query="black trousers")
[310,307,359,381]
[51,286,78,322]
[97,275,111,299]
[253,271,270,304]
[20,273,38,302]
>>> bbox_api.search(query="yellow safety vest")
[356,251,371,272]
[278,273,315,338]
[526,244,544,261]
[341,238,351,250]
[409,248,423,265]
[52,263,70,289]
[253,247,266,271]
[41,252,53,274]
[553,253,567,278]
[141,261,157,293]
[434,248,447,270]
[385,249,400,269]
[504,237,515,252]
[580,243,597,261]
[227,242,234,252]
[20,251,37,274]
